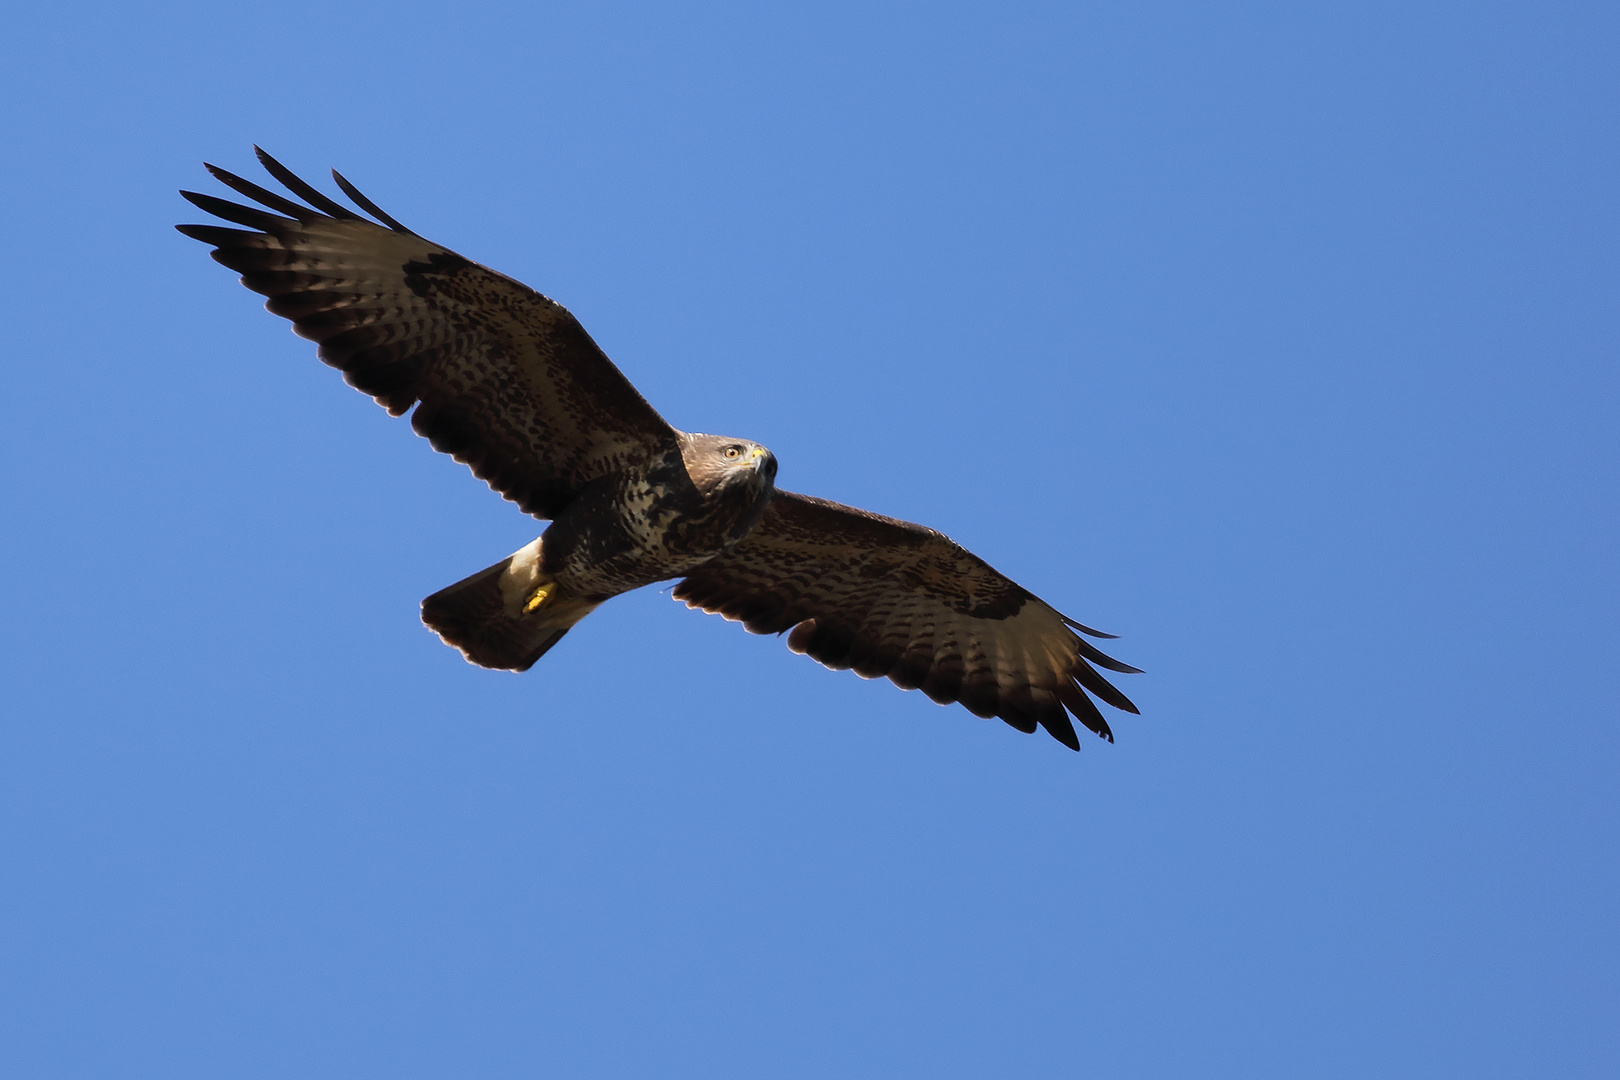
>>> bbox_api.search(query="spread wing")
[177,148,679,519]
[672,491,1140,750]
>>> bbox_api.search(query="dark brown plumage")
[673,492,1139,750]
[180,148,1140,750]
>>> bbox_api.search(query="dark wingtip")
[332,168,412,233]
[1038,712,1083,751]
[1059,684,1117,743]
[1073,659,1142,714]
[252,145,293,176]
[177,189,293,231]
[204,161,317,220]
[174,222,255,245]
[252,145,364,221]
[1062,615,1119,639]
[1075,635,1143,675]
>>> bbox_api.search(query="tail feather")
[421,538,600,671]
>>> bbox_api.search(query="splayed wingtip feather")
[252,145,364,222]
[331,168,412,233]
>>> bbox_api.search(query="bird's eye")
[724,446,742,459]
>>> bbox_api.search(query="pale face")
[682,432,779,495]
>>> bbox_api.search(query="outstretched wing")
[672,491,1140,750]
[178,148,679,520]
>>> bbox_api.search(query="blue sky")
[2,2,1615,1076]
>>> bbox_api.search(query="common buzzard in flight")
[179,149,1140,750]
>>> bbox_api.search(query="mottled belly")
[543,472,754,599]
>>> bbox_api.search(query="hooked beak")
[750,445,776,478]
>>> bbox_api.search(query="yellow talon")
[524,583,554,613]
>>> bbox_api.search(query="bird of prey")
[178,149,1140,750]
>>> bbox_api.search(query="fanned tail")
[421,538,599,671]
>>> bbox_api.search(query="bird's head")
[680,432,778,504]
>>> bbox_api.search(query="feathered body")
[179,149,1140,751]
[529,431,778,600]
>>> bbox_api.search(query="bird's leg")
[523,582,555,613]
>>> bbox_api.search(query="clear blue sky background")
[2,2,1615,1076]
